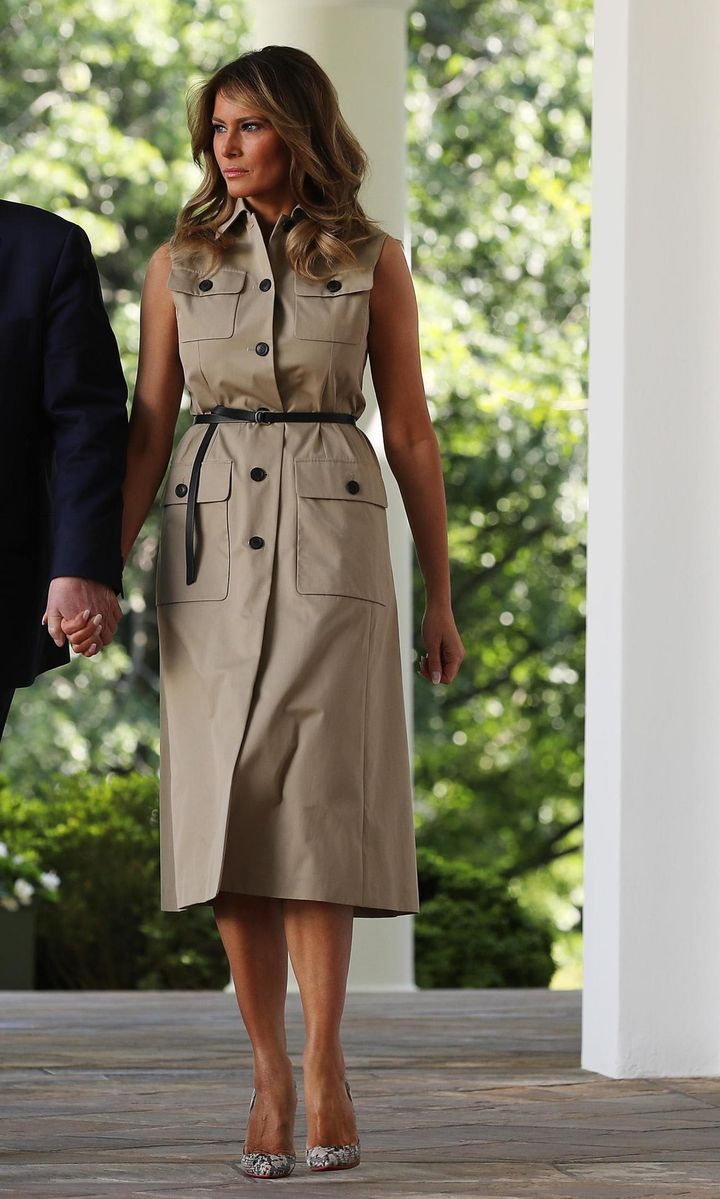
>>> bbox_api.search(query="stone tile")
[1,990,719,1197]
[559,1159,720,1188]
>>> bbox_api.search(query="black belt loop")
[185,421,219,585]
[182,405,358,587]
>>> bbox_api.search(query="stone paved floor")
[1,988,719,1197]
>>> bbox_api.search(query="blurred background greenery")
[0,0,591,988]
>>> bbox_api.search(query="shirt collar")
[214,194,308,240]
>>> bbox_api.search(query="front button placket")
[244,214,288,416]
[235,209,293,592]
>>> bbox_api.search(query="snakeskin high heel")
[305,1077,361,1171]
[240,1081,297,1179]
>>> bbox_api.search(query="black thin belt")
[183,405,357,585]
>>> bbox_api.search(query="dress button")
[346,479,360,494]
[250,467,267,481]
[175,483,188,497]
[255,342,270,356]
[198,279,213,292]
[326,279,342,292]
[249,536,265,549]
[259,278,272,291]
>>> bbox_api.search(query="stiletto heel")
[305,1077,361,1171]
[240,1080,297,1179]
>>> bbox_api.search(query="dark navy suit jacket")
[0,200,128,688]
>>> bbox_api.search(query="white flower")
[0,896,19,911]
[39,870,60,891]
[13,879,34,905]
[11,852,25,864]
[0,842,7,858]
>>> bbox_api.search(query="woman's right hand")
[60,609,104,657]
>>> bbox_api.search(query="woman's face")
[211,91,291,203]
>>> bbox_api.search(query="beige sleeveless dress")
[156,194,419,917]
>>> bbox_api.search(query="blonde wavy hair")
[167,45,384,281]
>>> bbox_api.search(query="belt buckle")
[254,407,272,424]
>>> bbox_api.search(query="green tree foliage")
[406,1,591,983]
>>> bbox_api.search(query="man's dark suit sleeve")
[42,222,128,598]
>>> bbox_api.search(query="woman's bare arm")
[368,236,464,684]
[120,242,185,566]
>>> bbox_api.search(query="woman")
[68,45,464,1178]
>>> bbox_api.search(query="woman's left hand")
[418,602,465,685]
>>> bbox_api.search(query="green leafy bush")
[0,837,61,911]
[0,772,228,989]
[414,846,555,987]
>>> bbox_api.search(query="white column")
[582,0,720,1075]
[247,0,417,992]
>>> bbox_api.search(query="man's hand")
[42,577,122,657]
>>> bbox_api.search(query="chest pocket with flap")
[294,458,390,605]
[167,266,247,342]
[293,267,374,344]
[156,459,233,604]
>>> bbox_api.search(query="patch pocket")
[167,266,247,341]
[295,459,390,604]
[156,460,233,604]
[293,267,374,344]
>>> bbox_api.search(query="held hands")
[42,577,123,658]
[59,608,105,657]
[418,602,465,685]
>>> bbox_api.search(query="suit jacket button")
[175,483,188,497]
[346,479,360,494]
[259,278,272,291]
[249,536,265,549]
[250,467,267,481]
[255,341,270,356]
[327,279,342,292]
[198,279,213,292]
